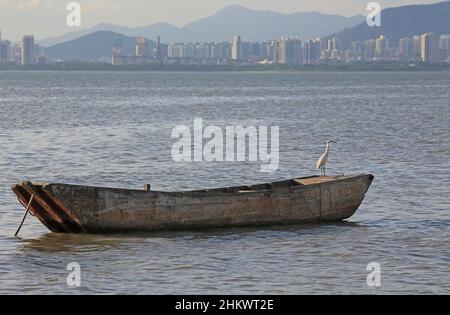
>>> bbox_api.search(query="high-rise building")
[21,35,35,65]
[321,37,344,61]
[112,39,123,65]
[240,42,253,61]
[279,37,288,64]
[303,39,321,65]
[210,43,220,60]
[420,33,431,63]
[266,40,278,63]
[294,38,303,64]
[375,35,389,59]
[112,39,123,56]
[349,41,364,62]
[399,37,412,60]
[364,39,376,61]
[159,42,168,61]
[0,33,11,64]
[318,39,326,52]
[136,37,149,57]
[279,37,302,64]
[195,42,213,59]
[184,43,195,58]
[0,41,8,64]
[439,35,450,60]
[168,42,182,58]
[34,44,45,58]
[156,36,162,61]
[5,40,11,63]
[411,36,422,61]
[250,42,263,60]
[231,35,241,61]
[212,41,231,60]
[330,37,344,57]
[421,33,439,63]
[10,44,20,63]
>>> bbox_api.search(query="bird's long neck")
[325,143,331,153]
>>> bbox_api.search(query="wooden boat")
[11,174,373,233]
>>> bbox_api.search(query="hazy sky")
[0,0,443,40]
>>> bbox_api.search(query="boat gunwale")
[16,174,373,198]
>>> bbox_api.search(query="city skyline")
[1,0,449,66]
[2,31,448,66]
[0,0,443,40]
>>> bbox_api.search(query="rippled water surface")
[0,71,449,294]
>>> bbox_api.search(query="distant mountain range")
[45,31,141,61]
[334,1,450,42]
[44,1,450,61]
[40,5,364,47]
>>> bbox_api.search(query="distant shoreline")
[1,62,450,72]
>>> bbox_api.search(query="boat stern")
[12,181,83,233]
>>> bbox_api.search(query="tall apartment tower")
[421,33,439,63]
[231,35,241,61]
[279,37,302,64]
[136,37,150,57]
[0,31,8,63]
[420,33,431,63]
[375,35,388,59]
[303,39,320,65]
[399,37,412,60]
[156,35,162,61]
[0,40,11,64]
[112,39,123,65]
[411,36,422,60]
[279,37,288,64]
[0,41,7,64]
[21,35,35,65]
[440,35,450,60]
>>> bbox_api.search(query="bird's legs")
[323,165,326,176]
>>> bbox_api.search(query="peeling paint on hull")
[12,174,374,233]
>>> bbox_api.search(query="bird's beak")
[330,140,337,144]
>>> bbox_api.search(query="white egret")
[316,140,337,176]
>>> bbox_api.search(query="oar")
[14,194,35,237]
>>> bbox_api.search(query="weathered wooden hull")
[12,174,373,233]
